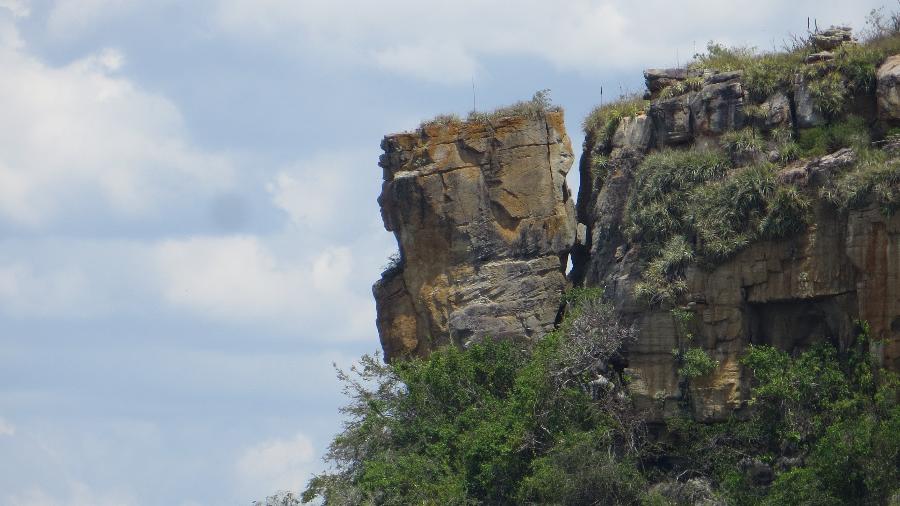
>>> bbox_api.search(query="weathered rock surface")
[575,60,899,421]
[690,75,746,137]
[649,95,693,147]
[793,76,826,128]
[810,26,855,51]
[374,112,576,360]
[877,54,900,121]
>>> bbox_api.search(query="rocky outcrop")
[374,112,576,360]
[877,55,900,121]
[575,35,900,420]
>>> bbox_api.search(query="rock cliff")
[574,29,900,420]
[374,111,576,359]
[372,27,899,423]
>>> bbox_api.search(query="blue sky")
[0,0,887,504]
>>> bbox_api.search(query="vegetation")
[303,289,646,505]
[420,90,560,129]
[582,94,649,145]
[821,149,900,215]
[305,288,899,504]
[626,149,810,305]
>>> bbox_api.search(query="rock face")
[877,55,900,121]
[374,112,576,360]
[575,57,900,422]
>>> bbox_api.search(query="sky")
[0,0,888,504]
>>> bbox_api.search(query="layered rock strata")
[574,31,900,421]
[374,112,576,360]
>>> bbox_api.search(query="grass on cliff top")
[687,16,894,112]
[626,148,811,306]
[581,93,649,142]
[419,89,561,130]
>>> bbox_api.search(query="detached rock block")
[374,112,577,360]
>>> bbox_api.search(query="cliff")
[372,28,900,422]
[374,109,576,359]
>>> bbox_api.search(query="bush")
[303,290,644,504]
[678,348,719,379]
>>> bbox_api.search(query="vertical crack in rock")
[374,112,576,360]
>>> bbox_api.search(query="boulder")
[649,95,693,147]
[810,26,855,51]
[759,92,793,131]
[611,114,654,152]
[690,77,746,136]
[877,55,900,121]
[644,68,688,94]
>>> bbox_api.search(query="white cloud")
[236,432,316,497]
[0,21,234,229]
[0,416,15,436]
[0,0,29,18]
[5,482,136,506]
[46,0,139,39]
[210,0,881,83]
[152,235,375,339]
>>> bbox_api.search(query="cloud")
[0,0,29,18]
[210,0,881,83]
[235,432,316,497]
[0,20,234,229]
[5,482,136,506]
[0,417,15,436]
[152,235,376,339]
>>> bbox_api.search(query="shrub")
[678,348,719,379]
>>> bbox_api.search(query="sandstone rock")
[374,112,576,360]
[877,55,900,121]
[805,51,834,64]
[810,26,855,51]
[644,68,688,94]
[690,78,746,137]
[794,76,825,128]
[759,92,792,131]
[611,114,654,152]
[776,148,857,186]
[649,95,693,147]
[576,140,899,420]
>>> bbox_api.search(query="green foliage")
[662,325,900,506]
[626,150,811,304]
[719,128,765,159]
[821,152,900,215]
[677,348,719,379]
[517,430,647,505]
[657,76,704,100]
[422,90,559,129]
[796,115,870,157]
[303,291,644,504]
[689,42,804,102]
[582,94,649,144]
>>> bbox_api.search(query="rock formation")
[374,112,576,360]
[574,27,900,421]
[372,25,899,423]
